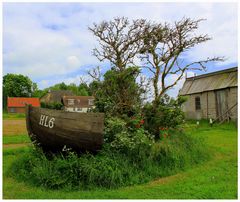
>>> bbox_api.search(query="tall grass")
[8,129,210,190]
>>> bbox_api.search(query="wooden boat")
[25,105,105,153]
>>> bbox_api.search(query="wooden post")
[25,104,32,134]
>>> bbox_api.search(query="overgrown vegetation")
[8,127,209,190]
[143,95,187,138]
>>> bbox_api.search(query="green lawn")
[3,112,26,119]
[3,121,238,199]
[3,134,30,144]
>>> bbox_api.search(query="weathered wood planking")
[25,105,104,153]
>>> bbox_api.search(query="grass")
[3,134,30,144]
[7,129,208,190]
[3,121,238,199]
[3,112,26,119]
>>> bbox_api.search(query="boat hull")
[25,105,105,153]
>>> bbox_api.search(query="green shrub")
[40,102,63,110]
[110,128,154,157]
[104,117,127,143]
[143,97,186,138]
[104,117,154,160]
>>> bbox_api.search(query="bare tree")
[79,75,88,84]
[139,17,224,106]
[88,66,103,81]
[89,17,149,71]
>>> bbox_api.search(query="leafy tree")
[32,89,47,98]
[58,82,68,90]
[78,83,90,96]
[41,82,91,97]
[48,82,68,91]
[89,80,102,97]
[94,67,143,117]
[3,74,37,109]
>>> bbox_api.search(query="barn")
[7,97,40,113]
[179,67,237,122]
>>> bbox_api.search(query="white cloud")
[38,74,93,89]
[3,2,237,91]
[67,56,81,68]
[167,71,195,98]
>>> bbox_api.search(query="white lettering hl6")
[39,114,55,128]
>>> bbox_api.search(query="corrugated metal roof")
[8,97,40,107]
[179,67,238,95]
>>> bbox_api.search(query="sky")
[3,2,238,98]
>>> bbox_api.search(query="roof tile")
[8,97,40,107]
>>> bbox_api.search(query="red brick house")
[7,97,40,113]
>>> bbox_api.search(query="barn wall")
[227,87,238,120]
[183,91,218,120]
[206,91,217,119]
[182,87,237,121]
[182,93,203,120]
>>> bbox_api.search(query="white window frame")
[88,99,94,106]
[68,99,74,105]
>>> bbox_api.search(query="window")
[10,108,15,113]
[88,99,94,105]
[77,108,82,111]
[68,99,74,105]
[195,96,201,110]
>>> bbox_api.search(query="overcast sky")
[3,2,238,97]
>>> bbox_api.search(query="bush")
[104,117,153,159]
[40,102,63,110]
[110,128,154,158]
[143,96,186,138]
[104,117,127,143]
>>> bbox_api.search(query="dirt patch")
[3,143,30,149]
[3,119,27,135]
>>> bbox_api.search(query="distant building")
[40,90,74,104]
[179,67,238,121]
[62,96,95,113]
[7,97,40,113]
